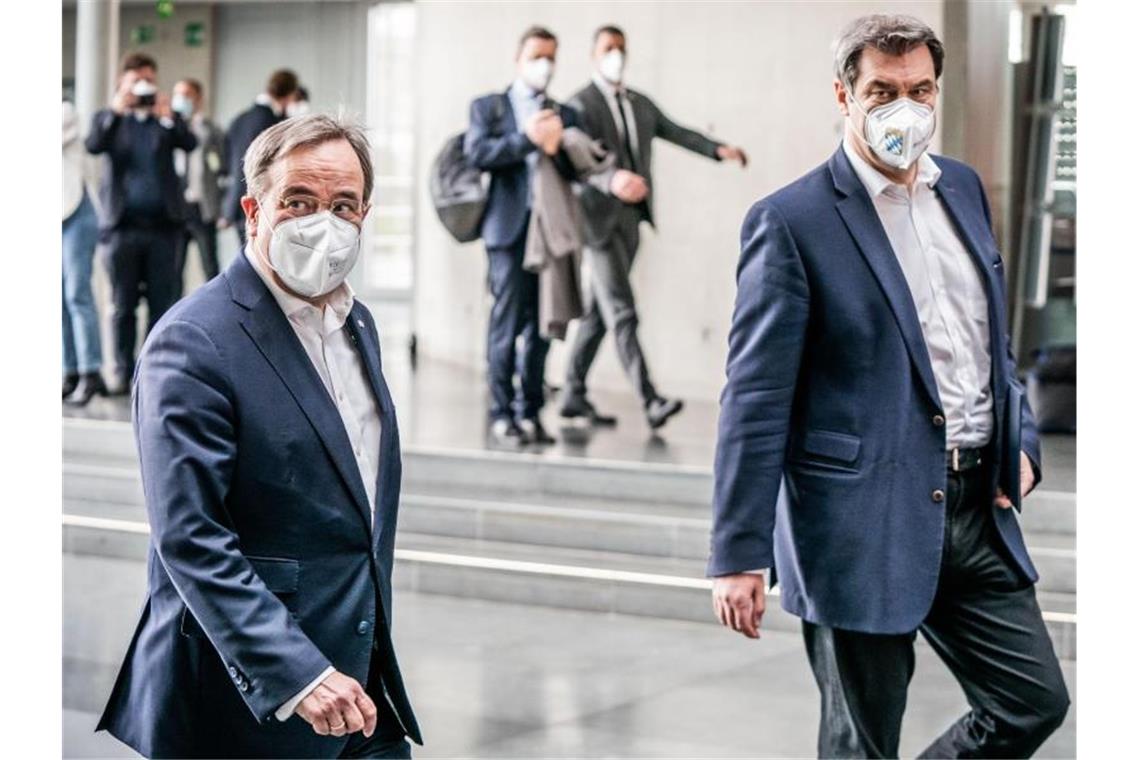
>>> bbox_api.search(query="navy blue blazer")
[708,146,1042,635]
[85,108,198,234]
[463,88,580,249]
[97,252,421,758]
[222,102,282,224]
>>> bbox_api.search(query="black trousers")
[565,207,658,406]
[486,228,549,422]
[102,223,181,384]
[803,465,1070,759]
[339,639,412,759]
[176,202,220,297]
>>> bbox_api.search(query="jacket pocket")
[791,429,862,471]
[180,557,300,639]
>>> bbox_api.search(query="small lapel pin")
[357,319,365,328]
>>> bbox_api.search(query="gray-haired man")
[97,114,419,759]
[709,14,1068,759]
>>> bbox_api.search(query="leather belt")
[946,447,984,472]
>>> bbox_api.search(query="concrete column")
[940,0,1015,247]
[74,0,120,128]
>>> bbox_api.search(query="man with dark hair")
[464,25,581,446]
[709,14,1068,757]
[560,24,748,431]
[221,68,301,247]
[172,77,225,293]
[86,52,197,394]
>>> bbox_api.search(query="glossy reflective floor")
[63,319,1077,757]
[64,553,1075,759]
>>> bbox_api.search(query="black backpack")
[429,95,506,244]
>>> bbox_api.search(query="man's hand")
[154,92,173,121]
[716,144,749,167]
[995,451,1036,509]
[111,80,135,115]
[216,218,232,230]
[525,109,563,154]
[609,169,649,204]
[295,670,377,738]
[712,572,766,639]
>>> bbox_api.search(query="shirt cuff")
[275,666,335,721]
[744,568,768,575]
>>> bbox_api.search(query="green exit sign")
[185,21,204,47]
[130,24,156,45]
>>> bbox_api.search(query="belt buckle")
[951,448,960,472]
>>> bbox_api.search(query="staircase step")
[61,516,1076,660]
[63,417,1076,537]
[63,459,1076,596]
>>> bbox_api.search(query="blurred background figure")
[561,24,749,432]
[62,100,105,407]
[221,68,300,248]
[85,52,197,395]
[289,85,312,117]
[172,77,225,297]
[464,26,576,448]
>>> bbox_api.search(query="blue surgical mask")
[171,94,194,118]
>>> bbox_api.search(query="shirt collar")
[509,79,544,102]
[842,135,941,199]
[592,72,623,98]
[255,92,284,117]
[243,244,355,331]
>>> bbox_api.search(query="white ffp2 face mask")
[261,209,361,298]
[599,49,625,84]
[848,92,937,170]
[521,57,554,92]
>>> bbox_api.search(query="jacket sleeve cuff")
[275,666,335,722]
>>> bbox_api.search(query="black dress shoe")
[64,372,109,407]
[519,417,556,445]
[646,397,684,430]
[62,373,80,399]
[489,418,526,447]
[559,395,618,427]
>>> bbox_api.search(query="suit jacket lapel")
[586,83,625,164]
[931,165,1008,423]
[228,256,374,532]
[829,148,942,409]
[344,306,398,545]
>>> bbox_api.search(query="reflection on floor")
[63,554,1075,759]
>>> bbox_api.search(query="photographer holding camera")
[86,52,197,395]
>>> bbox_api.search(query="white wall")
[212,0,369,127]
[413,0,943,403]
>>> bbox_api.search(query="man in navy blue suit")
[464,25,582,447]
[708,15,1068,758]
[97,114,420,758]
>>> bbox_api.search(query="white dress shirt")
[244,246,383,720]
[842,137,993,448]
[592,72,640,160]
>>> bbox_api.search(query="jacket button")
[357,620,370,635]
[932,489,946,503]
[932,414,945,427]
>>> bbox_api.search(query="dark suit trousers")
[102,223,181,383]
[339,639,412,759]
[486,226,549,421]
[802,464,1069,759]
[565,206,658,406]
[176,202,220,297]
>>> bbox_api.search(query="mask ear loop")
[844,87,878,153]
